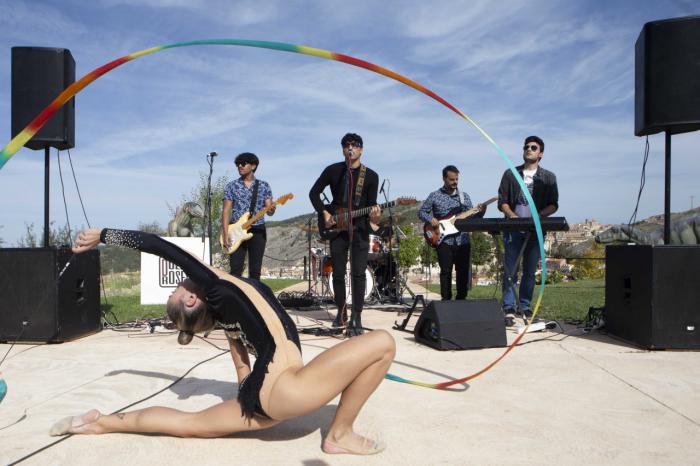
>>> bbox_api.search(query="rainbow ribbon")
[0,39,547,388]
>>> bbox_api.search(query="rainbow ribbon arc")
[0,39,547,389]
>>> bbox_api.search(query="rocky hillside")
[262,201,424,269]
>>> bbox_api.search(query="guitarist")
[418,165,486,301]
[309,133,380,337]
[222,152,275,281]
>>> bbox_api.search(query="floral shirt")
[223,178,273,228]
[418,187,474,246]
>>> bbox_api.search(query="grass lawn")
[101,277,304,324]
[425,278,604,322]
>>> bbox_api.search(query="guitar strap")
[249,179,260,214]
[353,164,366,207]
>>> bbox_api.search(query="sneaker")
[503,308,516,327]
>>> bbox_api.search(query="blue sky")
[1,0,698,245]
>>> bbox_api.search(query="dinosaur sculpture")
[167,202,204,237]
[596,212,700,245]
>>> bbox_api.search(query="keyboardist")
[497,135,559,326]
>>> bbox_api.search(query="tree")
[16,222,78,247]
[396,225,423,270]
[570,242,606,280]
[138,220,167,236]
[470,231,493,265]
[185,173,229,257]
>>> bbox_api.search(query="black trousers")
[436,241,471,300]
[330,232,369,316]
[229,229,266,281]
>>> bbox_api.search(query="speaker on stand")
[11,46,76,248]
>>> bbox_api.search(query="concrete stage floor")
[1,291,699,465]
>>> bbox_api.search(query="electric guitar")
[318,197,417,241]
[220,193,294,254]
[423,196,498,248]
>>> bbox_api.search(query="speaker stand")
[43,145,50,247]
[393,294,426,333]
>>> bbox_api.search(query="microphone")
[379,179,386,194]
[208,151,218,157]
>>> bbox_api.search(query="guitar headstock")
[396,197,417,206]
[275,193,294,205]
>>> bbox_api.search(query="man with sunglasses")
[309,133,381,337]
[497,136,558,325]
[222,152,275,280]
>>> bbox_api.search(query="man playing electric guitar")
[418,165,487,300]
[309,133,381,337]
[222,152,275,281]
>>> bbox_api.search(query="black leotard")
[100,229,301,419]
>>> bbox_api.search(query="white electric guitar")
[423,196,498,248]
[220,193,293,254]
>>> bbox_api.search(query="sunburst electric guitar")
[423,196,498,248]
[220,193,293,254]
[318,197,417,241]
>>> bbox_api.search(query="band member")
[222,152,275,280]
[498,136,558,324]
[309,133,380,337]
[418,165,486,300]
[55,228,394,456]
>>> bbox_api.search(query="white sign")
[140,237,211,305]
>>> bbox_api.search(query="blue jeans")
[502,231,540,313]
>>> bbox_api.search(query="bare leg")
[50,399,279,438]
[265,329,395,454]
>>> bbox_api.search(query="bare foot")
[322,431,386,455]
[49,409,102,436]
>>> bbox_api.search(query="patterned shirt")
[223,178,273,228]
[418,187,474,245]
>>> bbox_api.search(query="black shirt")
[309,161,379,238]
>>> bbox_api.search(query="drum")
[321,256,333,276]
[330,262,375,304]
[310,248,324,277]
[368,234,387,261]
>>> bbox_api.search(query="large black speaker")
[635,16,700,136]
[605,245,700,349]
[414,299,506,350]
[11,46,76,150]
[0,249,101,342]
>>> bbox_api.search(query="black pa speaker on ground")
[414,299,506,350]
[605,245,700,349]
[635,16,700,136]
[11,46,76,150]
[0,248,101,343]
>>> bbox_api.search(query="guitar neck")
[452,196,498,221]
[336,200,397,220]
[243,206,272,229]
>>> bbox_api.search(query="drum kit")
[306,224,401,305]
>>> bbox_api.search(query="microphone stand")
[204,152,215,265]
[380,180,399,304]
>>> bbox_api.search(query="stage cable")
[56,150,73,245]
[65,148,115,322]
[627,136,650,233]
[6,344,228,465]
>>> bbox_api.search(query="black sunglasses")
[523,144,540,151]
[343,142,362,149]
[236,161,250,167]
